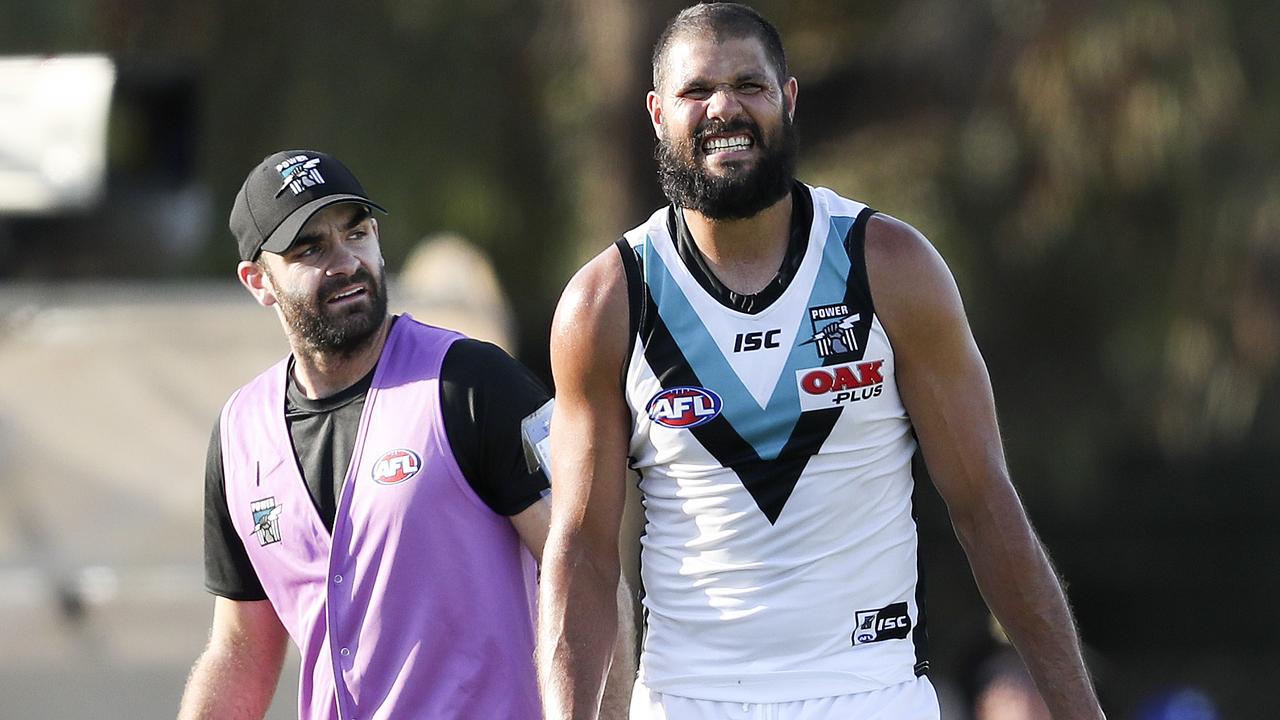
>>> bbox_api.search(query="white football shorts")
[629,676,940,720]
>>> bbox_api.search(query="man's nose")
[705,87,744,121]
[325,243,361,276]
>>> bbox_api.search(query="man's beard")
[268,264,388,354]
[656,113,797,220]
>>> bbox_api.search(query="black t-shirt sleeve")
[203,417,268,601]
[440,339,552,516]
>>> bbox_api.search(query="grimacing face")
[260,203,388,354]
[651,34,798,220]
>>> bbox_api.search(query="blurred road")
[0,281,297,717]
[0,259,513,718]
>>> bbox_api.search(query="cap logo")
[274,155,325,197]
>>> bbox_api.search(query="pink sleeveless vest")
[221,316,541,719]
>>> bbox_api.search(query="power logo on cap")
[372,449,421,485]
[274,155,325,197]
[646,386,723,429]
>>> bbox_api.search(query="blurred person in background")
[972,649,1053,720]
[537,3,1104,719]
[1135,688,1220,720]
[177,149,551,719]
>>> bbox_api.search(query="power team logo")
[274,154,326,197]
[795,360,886,412]
[852,602,912,646]
[646,386,723,429]
[250,497,282,546]
[801,303,862,359]
[372,449,422,485]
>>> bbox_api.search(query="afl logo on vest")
[372,449,422,485]
[646,386,723,429]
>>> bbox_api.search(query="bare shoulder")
[864,213,966,342]
[551,245,631,383]
[554,246,628,334]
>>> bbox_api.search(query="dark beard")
[269,264,388,354]
[656,113,797,220]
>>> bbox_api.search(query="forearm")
[599,575,639,719]
[538,531,622,720]
[953,491,1102,719]
[542,246,635,718]
[178,640,283,719]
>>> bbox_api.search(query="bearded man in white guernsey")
[537,4,1105,719]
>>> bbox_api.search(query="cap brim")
[258,195,389,256]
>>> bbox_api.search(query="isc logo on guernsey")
[646,386,723,429]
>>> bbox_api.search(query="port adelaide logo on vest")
[372,449,422,485]
[646,386,723,429]
[250,497,282,546]
[852,602,912,646]
[801,303,866,360]
[795,302,885,411]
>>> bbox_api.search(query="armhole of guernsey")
[613,236,643,392]
[842,205,932,677]
[844,207,879,315]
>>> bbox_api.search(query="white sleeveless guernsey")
[618,184,928,703]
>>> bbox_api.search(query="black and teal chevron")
[627,205,878,523]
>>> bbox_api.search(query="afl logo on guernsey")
[372,449,421,485]
[646,386,723,429]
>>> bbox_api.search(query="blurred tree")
[1,0,1277,715]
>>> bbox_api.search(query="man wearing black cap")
[177,150,552,719]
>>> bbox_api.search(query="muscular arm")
[537,248,634,719]
[519,491,638,720]
[178,597,289,719]
[867,216,1103,719]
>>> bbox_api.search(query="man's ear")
[367,217,385,267]
[646,90,664,139]
[237,260,277,308]
[783,76,798,121]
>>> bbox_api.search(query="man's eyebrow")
[677,71,770,89]
[730,70,773,85]
[291,206,373,252]
[676,74,714,90]
[288,234,322,253]
[344,206,373,229]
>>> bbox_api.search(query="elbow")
[942,470,1027,546]
[543,523,621,587]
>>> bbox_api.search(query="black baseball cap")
[229,149,388,261]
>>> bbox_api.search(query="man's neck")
[680,191,793,296]
[288,315,392,399]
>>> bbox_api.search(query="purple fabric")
[221,316,541,719]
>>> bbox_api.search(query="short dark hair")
[652,2,789,91]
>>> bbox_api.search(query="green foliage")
[4,1,1278,709]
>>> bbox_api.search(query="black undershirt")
[203,330,550,601]
[669,181,814,315]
